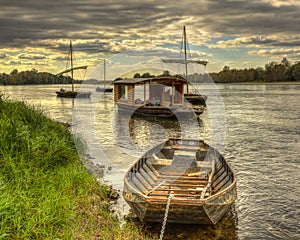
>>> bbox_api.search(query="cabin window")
[120,85,128,99]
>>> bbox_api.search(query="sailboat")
[56,41,91,98]
[95,59,113,93]
[162,26,207,106]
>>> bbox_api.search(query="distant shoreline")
[219,81,300,85]
[1,81,300,86]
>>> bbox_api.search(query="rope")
[159,192,174,240]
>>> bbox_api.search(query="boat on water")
[162,26,207,107]
[56,41,91,98]
[123,137,237,224]
[95,59,113,93]
[96,86,113,93]
[113,76,204,119]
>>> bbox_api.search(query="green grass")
[0,94,155,240]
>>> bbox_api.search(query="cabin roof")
[113,76,188,85]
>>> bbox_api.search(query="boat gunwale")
[123,171,236,205]
[123,138,237,205]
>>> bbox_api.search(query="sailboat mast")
[183,26,189,93]
[70,41,74,92]
[103,59,106,89]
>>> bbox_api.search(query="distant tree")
[281,57,291,68]
[161,70,170,76]
[223,65,230,72]
[133,73,141,78]
[292,62,300,81]
[141,72,152,78]
[10,69,18,75]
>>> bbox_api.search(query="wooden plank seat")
[158,169,210,178]
[163,145,207,151]
[152,182,207,188]
[151,158,212,168]
[147,191,210,198]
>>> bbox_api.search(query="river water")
[1,83,299,239]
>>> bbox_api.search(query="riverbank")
[221,81,300,85]
[0,94,155,239]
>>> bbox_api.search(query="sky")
[0,0,300,79]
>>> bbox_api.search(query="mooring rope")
[159,192,175,240]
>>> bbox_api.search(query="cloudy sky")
[0,0,299,78]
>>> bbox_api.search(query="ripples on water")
[2,83,299,239]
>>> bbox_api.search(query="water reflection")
[146,205,238,240]
[112,113,202,158]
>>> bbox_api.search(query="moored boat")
[96,86,113,93]
[56,88,91,98]
[56,41,91,98]
[113,76,203,119]
[123,138,237,224]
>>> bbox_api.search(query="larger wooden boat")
[56,41,91,98]
[113,76,204,119]
[123,138,237,225]
[162,26,207,107]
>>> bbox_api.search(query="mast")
[103,59,106,89]
[70,41,74,92]
[161,26,208,93]
[183,26,189,93]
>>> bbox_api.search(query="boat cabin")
[114,77,187,108]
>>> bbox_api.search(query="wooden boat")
[56,41,91,98]
[162,26,207,107]
[56,88,91,98]
[113,76,203,119]
[96,86,113,92]
[123,138,237,225]
[95,59,113,93]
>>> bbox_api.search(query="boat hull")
[184,94,207,107]
[96,87,113,92]
[124,178,236,224]
[56,91,91,98]
[123,138,237,225]
[117,103,195,119]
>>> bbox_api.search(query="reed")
[0,94,155,240]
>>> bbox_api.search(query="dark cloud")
[0,1,297,45]
[0,53,8,59]
[0,0,299,71]
[200,0,300,35]
[18,53,47,60]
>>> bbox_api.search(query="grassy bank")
[0,94,155,239]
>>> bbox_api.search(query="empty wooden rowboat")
[123,138,237,225]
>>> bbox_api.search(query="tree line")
[208,58,300,83]
[0,68,82,85]
[1,58,300,85]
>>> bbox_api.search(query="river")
[1,83,299,239]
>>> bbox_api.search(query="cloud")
[0,53,8,59]
[248,48,300,58]
[18,53,47,60]
[1,1,299,48]
[0,0,299,72]
[209,35,300,49]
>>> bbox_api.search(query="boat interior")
[126,139,234,200]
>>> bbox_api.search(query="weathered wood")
[151,158,211,168]
[123,138,237,225]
